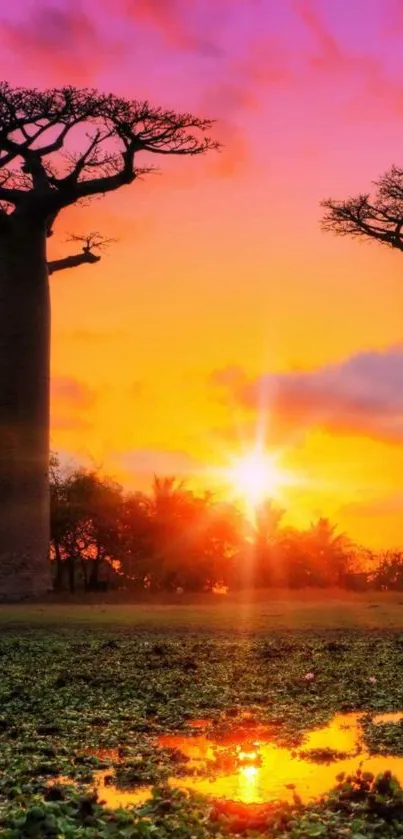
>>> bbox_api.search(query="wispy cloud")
[51,376,97,411]
[340,491,403,518]
[0,1,123,83]
[51,375,97,433]
[111,447,203,485]
[293,0,403,121]
[117,0,229,55]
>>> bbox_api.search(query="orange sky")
[5,0,403,547]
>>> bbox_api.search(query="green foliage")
[3,630,403,837]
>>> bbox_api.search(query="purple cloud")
[51,376,97,411]
[340,492,403,518]
[120,0,230,55]
[112,447,203,483]
[0,1,123,83]
[209,345,403,444]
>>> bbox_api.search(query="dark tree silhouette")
[0,82,217,599]
[321,166,403,251]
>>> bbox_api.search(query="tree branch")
[48,250,101,275]
[47,232,113,274]
[56,148,136,206]
[0,82,217,218]
[321,166,403,253]
[0,185,24,204]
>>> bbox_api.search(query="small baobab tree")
[321,165,403,252]
[0,82,217,599]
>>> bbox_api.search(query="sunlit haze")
[7,0,403,547]
[225,448,296,507]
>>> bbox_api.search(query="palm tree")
[247,501,286,587]
[306,517,352,586]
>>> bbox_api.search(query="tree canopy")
[0,81,218,268]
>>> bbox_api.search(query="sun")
[226,449,287,506]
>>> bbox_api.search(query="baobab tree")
[321,165,403,251]
[0,82,216,599]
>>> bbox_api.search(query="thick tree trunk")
[0,217,52,599]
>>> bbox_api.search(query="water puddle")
[159,713,403,804]
[53,711,403,809]
[372,712,403,725]
[54,773,151,809]
[84,772,151,809]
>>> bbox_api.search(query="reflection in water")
[89,772,151,809]
[53,711,403,809]
[159,712,403,804]
[53,773,151,809]
[373,712,403,725]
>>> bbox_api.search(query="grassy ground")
[3,597,403,837]
[1,589,403,631]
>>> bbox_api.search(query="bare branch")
[321,166,403,252]
[67,232,116,251]
[48,250,101,274]
[47,231,113,274]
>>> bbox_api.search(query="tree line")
[49,455,402,593]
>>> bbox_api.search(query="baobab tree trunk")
[0,217,52,599]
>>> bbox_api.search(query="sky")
[4,0,403,547]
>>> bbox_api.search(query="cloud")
[112,447,203,484]
[114,0,293,176]
[131,381,146,399]
[51,376,97,411]
[0,1,123,83]
[293,0,403,120]
[51,375,97,434]
[385,0,403,34]
[294,0,347,72]
[119,0,229,55]
[340,492,403,518]
[201,35,293,176]
[209,345,403,445]
[209,365,247,392]
[61,328,123,344]
[51,416,93,432]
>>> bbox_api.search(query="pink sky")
[4,0,403,546]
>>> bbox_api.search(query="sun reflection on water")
[158,712,403,804]
[52,711,403,810]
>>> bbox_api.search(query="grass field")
[3,594,403,838]
[1,588,403,631]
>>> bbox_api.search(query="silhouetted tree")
[322,166,403,251]
[141,477,243,591]
[372,551,403,591]
[0,82,217,598]
[49,451,375,594]
[50,463,123,592]
[49,453,67,590]
[146,476,205,590]
[303,517,352,586]
[67,471,123,591]
[117,491,154,585]
[250,501,286,586]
